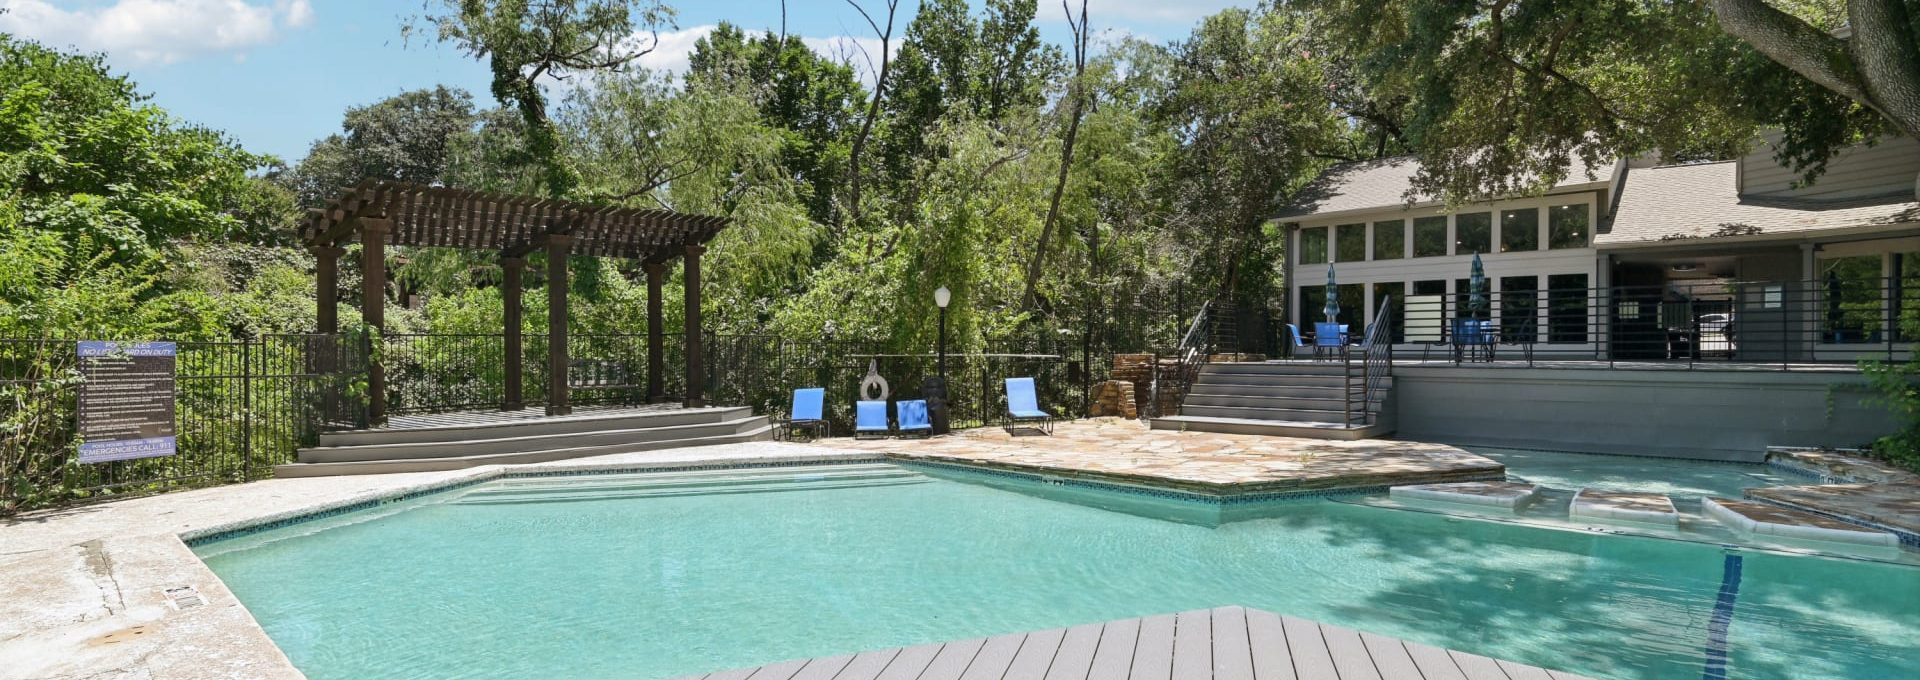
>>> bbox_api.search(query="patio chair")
[854,400,891,439]
[1284,324,1308,359]
[1004,377,1054,434]
[896,399,932,438]
[1312,322,1348,360]
[1452,318,1496,363]
[781,387,828,441]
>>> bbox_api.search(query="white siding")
[1739,132,1920,201]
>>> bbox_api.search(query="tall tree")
[1304,0,1920,200]
[842,0,902,225]
[1019,0,1090,310]
[412,0,676,199]
[287,86,477,207]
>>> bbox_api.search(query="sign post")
[76,341,178,464]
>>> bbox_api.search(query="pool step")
[1149,415,1391,440]
[1703,497,1899,547]
[1569,489,1680,526]
[453,465,925,505]
[1391,481,1540,510]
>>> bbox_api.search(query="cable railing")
[1345,298,1395,427]
[1149,299,1215,418]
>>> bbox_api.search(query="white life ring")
[860,360,890,401]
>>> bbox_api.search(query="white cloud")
[630,24,898,89]
[0,0,316,65]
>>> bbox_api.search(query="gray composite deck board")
[695,606,1589,680]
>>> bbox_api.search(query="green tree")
[412,0,677,198]
[286,86,478,207]
[1303,0,1920,200]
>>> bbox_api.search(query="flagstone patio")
[838,418,1504,497]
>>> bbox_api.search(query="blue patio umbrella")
[1468,253,1489,317]
[1323,266,1340,322]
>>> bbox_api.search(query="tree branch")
[1710,0,1873,106]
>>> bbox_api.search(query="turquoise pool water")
[196,464,1920,680]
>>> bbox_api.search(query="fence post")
[241,339,253,478]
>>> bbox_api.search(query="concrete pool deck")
[841,419,1505,497]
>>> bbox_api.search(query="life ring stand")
[860,360,890,401]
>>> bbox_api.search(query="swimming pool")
[194,462,1920,680]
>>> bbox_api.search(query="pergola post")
[502,256,526,411]
[361,219,391,425]
[644,261,666,404]
[311,245,344,334]
[546,235,574,416]
[684,243,706,408]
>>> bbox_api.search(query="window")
[1337,283,1366,335]
[1375,282,1405,343]
[1547,274,1589,343]
[1455,213,1491,255]
[1298,227,1327,264]
[1299,285,1327,328]
[1373,220,1405,261]
[1413,216,1448,257]
[1819,255,1883,343]
[1413,280,1447,296]
[1500,209,1538,252]
[1549,204,1588,249]
[1336,223,1367,262]
[1499,276,1538,342]
[1899,252,1920,342]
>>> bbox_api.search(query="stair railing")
[1344,299,1395,427]
[1149,299,1215,418]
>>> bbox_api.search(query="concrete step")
[298,416,766,463]
[1187,384,1351,399]
[1149,415,1390,440]
[318,406,752,447]
[1202,362,1351,377]
[453,465,924,505]
[1183,393,1349,411]
[1190,373,1348,388]
[1180,404,1359,423]
[274,421,775,477]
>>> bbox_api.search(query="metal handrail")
[1346,299,1395,426]
[1150,300,1215,417]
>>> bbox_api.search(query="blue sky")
[1,0,1244,163]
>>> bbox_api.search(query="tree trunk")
[1020,1,1091,311]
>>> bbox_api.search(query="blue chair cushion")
[1286,324,1306,347]
[897,400,931,430]
[855,400,889,432]
[1005,377,1051,418]
[791,387,825,422]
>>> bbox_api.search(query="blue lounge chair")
[854,400,891,439]
[1004,377,1054,434]
[896,399,932,438]
[1313,322,1347,360]
[782,388,827,441]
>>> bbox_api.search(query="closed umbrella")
[1469,253,1489,318]
[1324,266,1340,323]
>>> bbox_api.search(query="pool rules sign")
[76,341,178,463]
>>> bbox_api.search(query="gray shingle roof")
[1597,161,1919,247]
[1276,154,1614,219]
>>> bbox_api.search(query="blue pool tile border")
[1745,496,1920,549]
[184,457,889,547]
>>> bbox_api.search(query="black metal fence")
[1,335,362,513]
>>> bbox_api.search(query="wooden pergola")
[301,180,729,423]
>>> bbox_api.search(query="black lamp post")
[934,286,951,378]
[930,286,952,435]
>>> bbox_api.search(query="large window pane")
[1413,279,1447,296]
[1413,216,1448,257]
[1338,283,1366,335]
[1499,275,1539,342]
[1373,220,1405,260]
[1336,223,1367,262]
[1298,227,1327,264]
[1500,209,1538,252]
[1549,204,1588,249]
[1899,252,1920,342]
[1455,213,1491,255]
[1299,285,1327,327]
[1819,255,1883,343]
[1547,274,1589,343]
